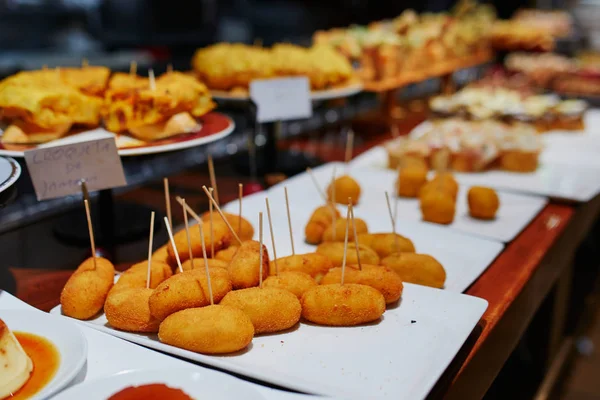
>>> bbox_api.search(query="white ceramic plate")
[351,145,600,202]
[211,82,363,102]
[52,284,487,400]
[0,156,20,194]
[53,368,266,400]
[282,162,546,243]
[0,112,235,158]
[235,165,503,291]
[0,309,87,400]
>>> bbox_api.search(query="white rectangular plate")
[266,162,546,243]
[351,146,600,202]
[223,169,503,292]
[51,284,487,400]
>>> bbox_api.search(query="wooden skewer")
[207,154,220,206]
[238,184,243,236]
[259,212,264,288]
[198,212,214,305]
[163,178,172,231]
[349,202,362,271]
[340,205,351,285]
[209,188,215,258]
[82,58,89,67]
[149,69,156,90]
[130,61,137,76]
[330,166,337,240]
[395,164,401,222]
[164,217,183,273]
[182,198,194,270]
[83,199,97,269]
[345,129,355,164]
[265,198,279,276]
[146,212,155,289]
[201,186,242,245]
[385,192,401,253]
[167,63,173,73]
[284,187,295,255]
[306,168,326,201]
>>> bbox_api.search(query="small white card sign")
[24,137,127,200]
[250,77,312,123]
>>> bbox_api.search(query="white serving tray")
[351,146,600,202]
[226,174,504,292]
[51,284,487,400]
[264,162,546,243]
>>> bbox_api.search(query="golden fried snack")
[179,258,229,273]
[381,253,446,289]
[167,221,231,265]
[149,268,232,321]
[468,186,499,220]
[301,283,385,326]
[263,271,317,299]
[215,246,238,262]
[327,175,361,205]
[420,190,456,225]
[420,172,459,201]
[228,241,270,289]
[201,211,254,241]
[59,66,111,97]
[220,287,301,334]
[500,150,538,172]
[320,264,403,304]
[151,244,171,266]
[105,288,160,332]
[322,218,368,242]
[60,257,115,320]
[316,242,380,268]
[159,305,254,354]
[397,166,428,198]
[110,261,172,294]
[268,253,334,282]
[305,204,341,244]
[357,233,415,258]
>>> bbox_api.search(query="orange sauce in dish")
[3,332,60,400]
[108,384,193,400]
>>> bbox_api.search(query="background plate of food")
[0,112,234,158]
[0,309,87,400]
[52,368,266,400]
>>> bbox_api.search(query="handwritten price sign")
[250,77,312,123]
[24,137,127,200]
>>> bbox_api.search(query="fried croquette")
[420,190,456,225]
[320,264,403,304]
[215,246,238,262]
[201,211,254,241]
[179,258,229,273]
[381,253,446,289]
[327,175,361,205]
[301,283,385,326]
[158,305,254,354]
[397,166,428,198]
[110,261,172,293]
[263,271,317,299]
[149,268,232,321]
[322,217,369,242]
[420,172,459,201]
[269,253,334,282]
[220,287,301,334]
[151,243,171,266]
[357,233,416,258]
[60,257,115,320]
[304,204,340,244]
[228,241,270,289]
[167,221,231,264]
[316,242,380,268]
[104,288,160,332]
[468,186,500,220]
[500,150,538,172]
